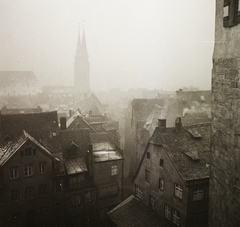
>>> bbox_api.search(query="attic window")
[187,128,202,138]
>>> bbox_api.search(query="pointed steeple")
[76,25,81,55]
[81,27,88,55]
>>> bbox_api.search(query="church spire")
[81,25,88,56]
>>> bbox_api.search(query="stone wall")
[210,1,240,226]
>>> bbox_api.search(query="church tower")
[74,28,90,94]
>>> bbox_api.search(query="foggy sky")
[0,0,215,91]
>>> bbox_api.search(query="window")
[223,0,239,27]
[11,189,20,202]
[39,162,46,174]
[69,174,84,189]
[72,196,81,205]
[174,183,183,199]
[150,195,155,209]
[39,184,47,197]
[10,166,18,179]
[135,184,143,199]
[85,191,92,202]
[160,158,164,167]
[147,152,150,159]
[39,207,47,219]
[53,181,62,193]
[25,164,33,176]
[145,169,150,182]
[24,147,32,156]
[111,165,118,176]
[172,209,180,226]
[164,204,171,220]
[25,186,34,200]
[159,178,164,190]
[193,189,204,201]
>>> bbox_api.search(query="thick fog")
[0,0,215,91]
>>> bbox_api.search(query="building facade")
[133,119,210,227]
[209,0,240,226]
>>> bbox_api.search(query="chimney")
[87,145,94,179]
[158,119,166,132]
[69,109,72,117]
[175,117,182,132]
[89,110,92,117]
[60,117,66,130]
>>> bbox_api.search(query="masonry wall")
[210,1,240,226]
[134,144,188,227]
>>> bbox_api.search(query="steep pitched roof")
[66,111,97,132]
[134,123,210,183]
[0,111,61,153]
[149,123,210,181]
[0,130,53,166]
[75,91,103,115]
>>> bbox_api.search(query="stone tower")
[74,28,90,94]
[209,1,240,226]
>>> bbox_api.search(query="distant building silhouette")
[74,28,90,94]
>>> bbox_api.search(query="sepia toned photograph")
[0,1,239,226]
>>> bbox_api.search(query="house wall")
[0,140,64,226]
[210,1,240,226]
[186,179,209,226]
[94,160,123,215]
[134,144,188,227]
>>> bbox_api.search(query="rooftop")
[149,123,210,181]
[92,142,122,162]
[107,195,169,227]
[65,157,87,175]
[0,111,61,153]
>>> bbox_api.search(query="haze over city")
[0,0,215,91]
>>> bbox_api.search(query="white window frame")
[193,189,204,201]
[150,195,155,209]
[111,165,118,176]
[164,204,171,220]
[135,185,143,199]
[174,183,183,199]
[25,186,34,200]
[10,166,18,179]
[145,169,150,182]
[25,164,33,176]
[39,162,46,174]
[159,178,164,190]
[172,209,180,226]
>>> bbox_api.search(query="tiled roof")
[75,91,103,115]
[0,130,53,166]
[107,195,169,227]
[59,129,90,155]
[66,112,97,132]
[149,123,210,181]
[0,111,61,153]
[65,157,87,174]
[0,71,42,95]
